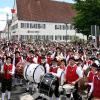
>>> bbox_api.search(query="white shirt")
[45,63,50,73]
[76,66,83,78]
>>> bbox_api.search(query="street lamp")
[66,23,68,43]
[7,14,10,41]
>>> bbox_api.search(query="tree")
[73,0,100,37]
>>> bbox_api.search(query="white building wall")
[18,20,66,36]
[11,20,87,41]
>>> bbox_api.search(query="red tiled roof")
[16,0,76,23]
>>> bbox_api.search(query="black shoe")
[19,84,23,86]
[35,96,42,100]
[25,90,29,92]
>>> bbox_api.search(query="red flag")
[11,9,16,13]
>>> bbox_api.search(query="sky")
[0,0,74,31]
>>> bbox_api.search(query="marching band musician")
[13,51,23,67]
[26,50,38,64]
[40,56,49,73]
[87,63,97,83]
[46,52,53,66]
[25,50,38,93]
[65,57,83,100]
[88,65,100,100]
[13,51,23,86]
[34,49,42,64]
[49,59,66,100]
[0,56,15,100]
[87,63,98,100]
[52,47,64,64]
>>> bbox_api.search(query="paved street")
[0,84,88,100]
[0,84,50,100]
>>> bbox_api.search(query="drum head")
[34,64,45,83]
[63,84,74,94]
[24,64,45,83]
[63,84,74,90]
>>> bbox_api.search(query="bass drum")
[39,73,58,97]
[23,64,45,83]
[16,61,28,78]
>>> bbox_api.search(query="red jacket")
[26,56,34,63]
[65,65,79,83]
[15,56,22,66]
[87,70,95,82]
[50,66,58,73]
[46,56,52,65]
[4,64,13,79]
[37,55,42,64]
[93,76,100,98]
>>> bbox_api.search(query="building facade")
[10,0,87,42]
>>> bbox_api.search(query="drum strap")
[33,64,40,83]
[25,64,30,80]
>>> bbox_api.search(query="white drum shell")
[23,64,45,83]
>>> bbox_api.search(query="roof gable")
[16,0,76,23]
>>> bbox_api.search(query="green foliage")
[73,0,100,36]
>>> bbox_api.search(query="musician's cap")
[89,56,96,61]
[91,63,98,68]
[6,56,13,63]
[78,48,83,54]
[15,51,20,54]
[47,51,52,55]
[69,57,75,61]
[56,47,61,50]
[61,59,66,66]
[97,65,100,71]
[29,50,34,54]
[78,58,83,62]
[97,51,100,55]
[52,58,58,62]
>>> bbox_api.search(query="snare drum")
[23,64,45,83]
[39,73,58,97]
[63,84,75,95]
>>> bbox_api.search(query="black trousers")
[49,78,59,97]
[73,83,82,100]
[54,78,59,97]
[1,78,12,93]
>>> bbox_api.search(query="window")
[55,25,60,30]
[27,23,29,28]
[55,25,66,30]
[55,36,57,40]
[50,35,53,40]
[21,23,24,28]
[21,22,46,29]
